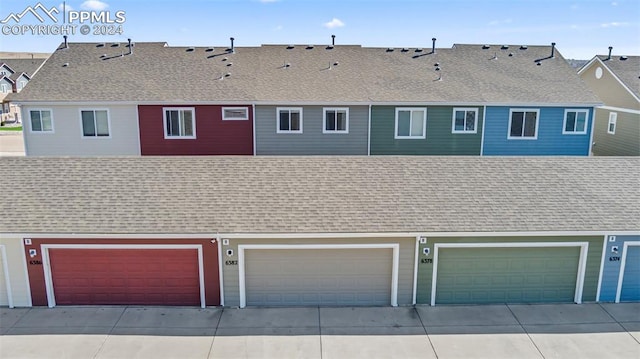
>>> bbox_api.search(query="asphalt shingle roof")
[0,58,45,78]
[10,42,600,104]
[596,55,640,98]
[0,156,637,235]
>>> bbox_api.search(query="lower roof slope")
[0,156,637,235]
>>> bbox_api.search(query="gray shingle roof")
[10,42,600,104]
[0,156,637,235]
[597,55,640,98]
[0,58,45,78]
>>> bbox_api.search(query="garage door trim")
[615,241,640,303]
[430,241,589,306]
[41,244,206,308]
[0,245,14,308]
[237,243,400,308]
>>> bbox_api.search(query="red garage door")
[49,248,200,305]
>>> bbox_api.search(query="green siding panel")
[370,106,482,155]
[416,236,603,305]
[592,109,640,156]
[436,247,579,304]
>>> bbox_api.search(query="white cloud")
[611,1,618,6]
[323,18,344,29]
[600,22,629,28]
[80,0,109,11]
[275,25,283,31]
[570,4,579,10]
[488,19,512,26]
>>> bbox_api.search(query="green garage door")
[436,247,580,304]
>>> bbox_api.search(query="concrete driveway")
[0,303,638,358]
[0,132,25,156]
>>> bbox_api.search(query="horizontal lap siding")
[483,106,592,155]
[416,236,603,305]
[592,109,640,156]
[222,237,415,307]
[255,105,368,155]
[599,235,640,302]
[138,105,253,155]
[370,106,482,155]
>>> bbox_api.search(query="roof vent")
[607,46,613,60]
[482,45,490,49]
[226,62,233,67]
[331,34,336,46]
[63,35,68,49]
[550,42,556,58]
[415,48,423,53]
[306,45,314,50]
[286,45,295,50]
[508,52,514,57]
[62,62,69,67]
[282,61,291,68]
[326,45,334,50]
[620,55,628,61]
[501,45,509,50]
[229,37,235,53]
[386,48,394,52]
[434,62,439,67]
[206,47,214,52]
[520,45,528,50]
[401,48,409,52]
[100,54,107,58]
[222,57,228,62]
[186,47,195,52]
[111,43,119,48]
[432,38,436,54]
[490,52,498,60]
[537,62,542,66]
[96,43,105,48]
[225,72,231,77]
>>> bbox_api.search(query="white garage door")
[244,248,393,306]
[0,248,9,306]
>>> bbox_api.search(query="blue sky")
[1,0,638,59]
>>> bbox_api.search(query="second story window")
[277,107,303,133]
[395,108,426,139]
[164,108,196,139]
[323,108,349,133]
[81,109,110,137]
[508,109,539,139]
[452,108,478,134]
[30,109,53,132]
[563,110,588,134]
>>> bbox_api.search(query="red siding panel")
[49,249,199,306]
[138,105,254,155]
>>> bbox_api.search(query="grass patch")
[0,126,22,131]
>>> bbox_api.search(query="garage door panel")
[620,246,640,302]
[436,247,580,304]
[245,248,392,306]
[49,248,200,306]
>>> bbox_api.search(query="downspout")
[252,103,256,156]
[412,236,420,305]
[367,104,372,156]
[20,105,29,156]
[480,105,487,156]
[587,108,595,156]
[216,233,225,306]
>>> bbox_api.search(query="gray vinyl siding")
[255,105,369,155]
[222,237,415,307]
[592,108,640,156]
[22,105,140,156]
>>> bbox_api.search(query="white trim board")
[237,243,400,308]
[596,235,608,302]
[615,241,640,303]
[40,244,206,308]
[598,106,640,115]
[0,245,14,308]
[430,242,589,306]
[578,57,640,103]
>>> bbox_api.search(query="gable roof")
[10,41,600,105]
[0,75,15,85]
[9,72,30,82]
[0,58,46,78]
[0,156,637,235]
[594,55,640,99]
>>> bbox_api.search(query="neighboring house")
[597,235,640,303]
[0,58,46,123]
[0,156,637,307]
[10,40,599,156]
[578,52,640,156]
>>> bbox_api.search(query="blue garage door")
[620,246,640,302]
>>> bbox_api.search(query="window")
[0,84,7,93]
[563,109,589,134]
[277,107,303,133]
[452,108,478,134]
[608,112,617,134]
[29,109,53,132]
[81,109,110,137]
[222,107,248,120]
[508,109,539,139]
[163,108,196,139]
[17,80,26,91]
[323,108,349,134]
[395,108,426,139]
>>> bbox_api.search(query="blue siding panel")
[483,106,593,156]
[599,235,640,302]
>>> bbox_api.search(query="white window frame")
[222,107,249,121]
[607,112,617,134]
[79,108,111,139]
[562,109,589,135]
[322,107,349,134]
[0,83,8,93]
[28,108,54,134]
[508,108,539,140]
[276,107,303,134]
[395,107,427,139]
[163,107,196,139]
[451,107,479,134]
[17,80,26,91]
